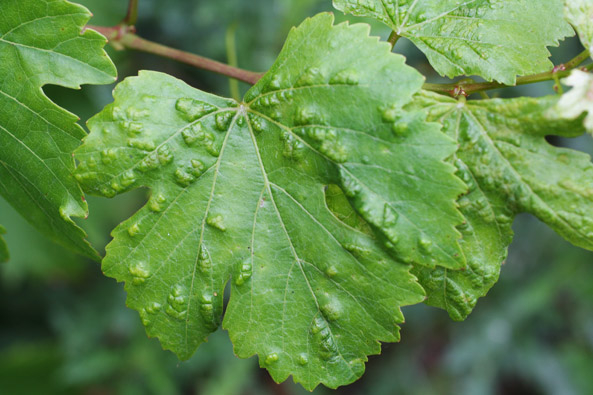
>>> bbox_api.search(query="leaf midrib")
[185,110,242,349]
[246,110,364,376]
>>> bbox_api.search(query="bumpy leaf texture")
[407,91,593,320]
[0,0,116,258]
[74,13,472,389]
[333,0,573,85]
[0,225,8,263]
[565,0,593,57]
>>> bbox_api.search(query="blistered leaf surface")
[0,0,116,258]
[565,0,593,56]
[408,91,593,319]
[247,17,466,271]
[333,0,573,84]
[72,13,472,389]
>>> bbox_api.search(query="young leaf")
[407,91,593,319]
[565,0,593,56]
[0,0,116,259]
[73,13,445,389]
[0,225,8,263]
[333,0,573,85]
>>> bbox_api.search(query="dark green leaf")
[0,0,117,259]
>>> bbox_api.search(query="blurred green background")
[1,1,592,394]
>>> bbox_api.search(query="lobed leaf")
[247,16,467,270]
[333,0,573,84]
[72,13,471,389]
[407,91,593,319]
[565,0,593,57]
[0,0,116,259]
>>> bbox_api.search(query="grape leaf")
[565,0,593,56]
[0,225,8,263]
[0,0,116,259]
[407,90,593,319]
[333,0,573,85]
[247,21,467,270]
[72,13,471,389]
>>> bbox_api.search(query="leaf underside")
[408,91,593,319]
[333,0,573,84]
[0,0,116,259]
[74,13,473,389]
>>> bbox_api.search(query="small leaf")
[565,0,593,57]
[0,0,117,258]
[0,225,8,263]
[75,14,437,389]
[407,91,593,319]
[333,0,573,84]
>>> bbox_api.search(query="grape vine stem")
[89,24,264,85]
[89,23,590,94]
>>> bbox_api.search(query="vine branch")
[423,49,592,97]
[90,15,590,95]
[89,25,263,85]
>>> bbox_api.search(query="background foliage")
[1,0,592,393]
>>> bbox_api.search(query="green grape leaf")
[0,0,116,259]
[565,0,593,56]
[333,0,573,85]
[0,225,8,263]
[407,91,593,319]
[555,70,593,133]
[71,13,464,389]
[247,19,467,270]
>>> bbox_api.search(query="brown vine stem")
[423,49,592,97]
[90,22,590,93]
[89,25,264,85]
